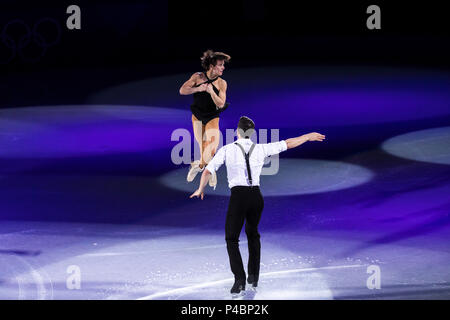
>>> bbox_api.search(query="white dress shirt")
[206,138,288,188]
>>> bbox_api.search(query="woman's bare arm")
[179,73,206,95]
[206,79,227,108]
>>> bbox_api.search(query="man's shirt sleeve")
[261,140,288,158]
[205,146,226,173]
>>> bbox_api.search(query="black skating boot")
[247,274,258,289]
[230,279,246,295]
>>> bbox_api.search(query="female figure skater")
[179,50,231,188]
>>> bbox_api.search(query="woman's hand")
[196,83,208,92]
[190,188,205,200]
[205,84,214,95]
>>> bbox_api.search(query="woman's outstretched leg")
[187,115,206,182]
[203,117,220,188]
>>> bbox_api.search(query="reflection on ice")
[382,126,450,165]
[159,159,374,197]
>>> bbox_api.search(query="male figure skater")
[190,116,325,295]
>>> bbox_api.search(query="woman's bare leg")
[203,117,220,165]
[192,115,206,168]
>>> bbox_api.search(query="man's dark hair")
[237,116,255,139]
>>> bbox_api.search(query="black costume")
[190,72,228,125]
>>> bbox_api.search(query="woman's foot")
[187,160,204,182]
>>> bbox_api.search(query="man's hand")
[306,132,326,142]
[190,168,212,200]
[190,189,205,200]
[286,132,326,149]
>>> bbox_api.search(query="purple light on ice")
[0,105,191,158]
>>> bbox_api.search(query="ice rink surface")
[1,66,449,299]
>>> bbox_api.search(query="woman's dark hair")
[237,116,255,139]
[201,50,231,71]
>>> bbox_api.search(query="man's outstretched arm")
[285,132,325,149]
[189,169,211,200]
[190,147,225,200]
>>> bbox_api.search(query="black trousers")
[225,186,264,281]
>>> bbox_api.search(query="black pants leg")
[225,186,264,281]
[245,190,264,280]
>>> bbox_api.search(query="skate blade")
[231,290,246,299]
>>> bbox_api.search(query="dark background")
[1,0,449,108]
